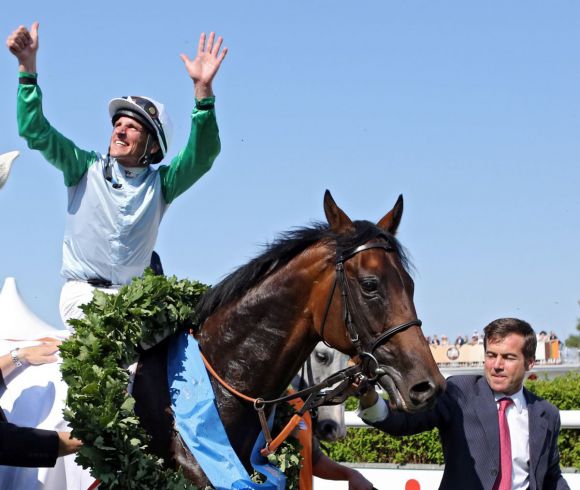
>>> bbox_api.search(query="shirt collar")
[494,387,527,413]
[119,164,148,179]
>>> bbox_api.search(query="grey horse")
[292,342,349,441]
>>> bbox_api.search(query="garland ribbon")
[168,330,284,489]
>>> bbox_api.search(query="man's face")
[109,116,153,167]
[484,333,533,395]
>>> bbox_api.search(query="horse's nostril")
[413,381,434,393]
[319,420,337,435]
[316,420,341,441]
[409,381,437,405]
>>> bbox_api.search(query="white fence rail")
[345,410,580,429]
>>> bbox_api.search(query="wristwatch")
[10,348,22,368]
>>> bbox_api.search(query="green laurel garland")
[60,271,207,489]
[59,270,302,489]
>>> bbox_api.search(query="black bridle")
[319,238,422,379]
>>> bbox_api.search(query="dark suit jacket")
[0,371,59,467]
[366,375,569,490]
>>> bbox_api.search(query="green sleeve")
[159,97,221,204]
[17,73,99,187]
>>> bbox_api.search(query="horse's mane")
[194,220,411,326]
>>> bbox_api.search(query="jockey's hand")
[180,32,228,100]
[6,22,38,73]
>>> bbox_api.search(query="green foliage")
[565,316,580,347]
[266,439,303,490]
[326,426,444,466]
[525,373,580,410]
[327,374,580,469]
[565,334,580,348]
[525,373,580,468]
[60,270,208,489]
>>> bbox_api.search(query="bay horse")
[133,190,445,486]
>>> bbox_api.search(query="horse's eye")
[359,277,379,295]
[314,351,329,364]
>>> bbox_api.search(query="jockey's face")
[109,116,158,167]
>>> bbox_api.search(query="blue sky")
[1,1,579,343]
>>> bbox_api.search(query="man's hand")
[6,22,39,73]
[57,432,83,457]
[347,372,379,409]
[180,32,228,100]
[346,468,375,490]
[20,342,61,365]
[358,385,379,410]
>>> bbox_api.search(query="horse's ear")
[324,190,354,233]
[377,194,404,235]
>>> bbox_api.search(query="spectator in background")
[538,331,548,342]
[440,335,449,346]
[431,335,441,346]
[454,335,466,347]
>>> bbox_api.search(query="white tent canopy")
[0,277,67,340]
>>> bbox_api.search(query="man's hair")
[483,318,537,361]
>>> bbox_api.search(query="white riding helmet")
[108,96,173,163]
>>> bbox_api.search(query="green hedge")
[326,373,580,469]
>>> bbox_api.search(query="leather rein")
[200,236,422,455]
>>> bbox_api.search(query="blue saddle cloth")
[167,331,285,490]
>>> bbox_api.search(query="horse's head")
[313,191,445,413]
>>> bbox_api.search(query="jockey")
[7,22,227,328]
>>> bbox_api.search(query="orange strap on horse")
[259,413,303,456]
[199,349,306,456]
[199,350,257,403]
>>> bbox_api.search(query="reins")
[200,349,361,407]
[200,348,363,455]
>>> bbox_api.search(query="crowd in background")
[426,330,561,348]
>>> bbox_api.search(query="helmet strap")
[138,134,153,166]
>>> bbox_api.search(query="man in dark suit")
[357,318,570,490]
